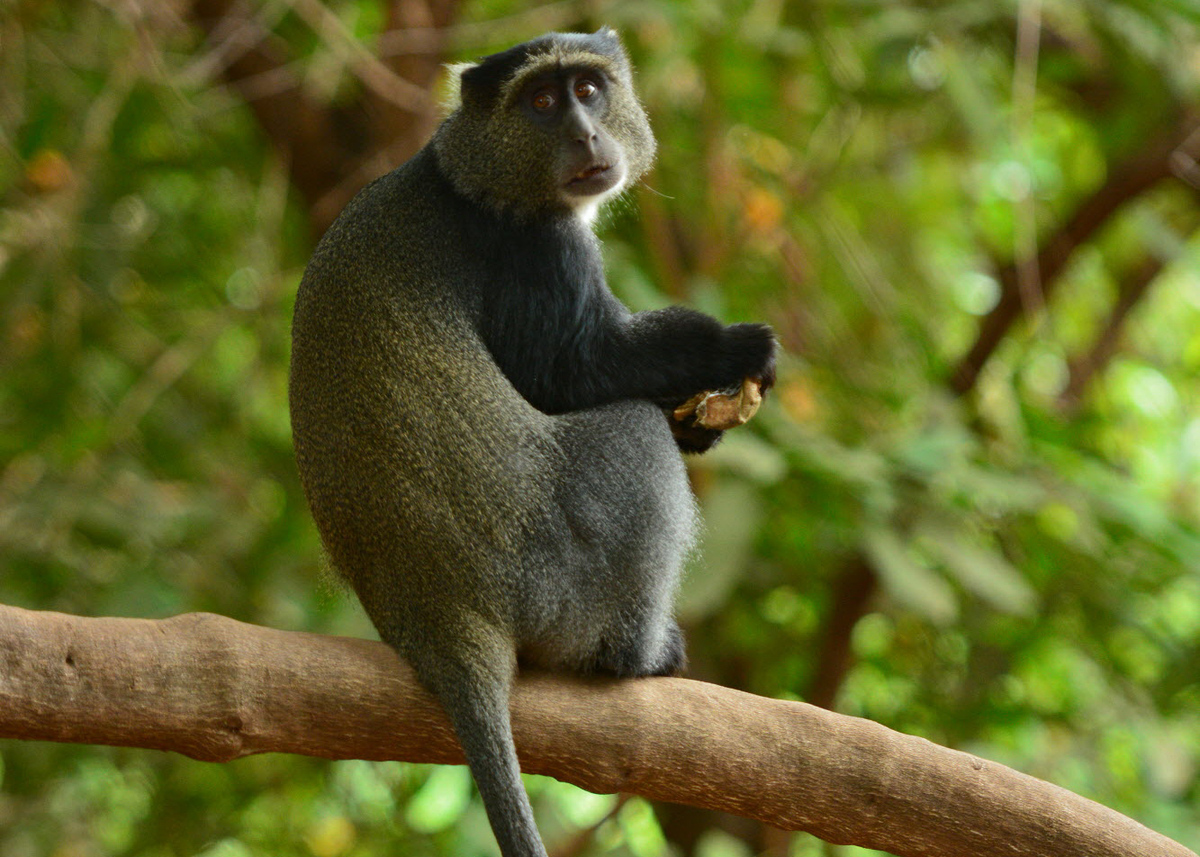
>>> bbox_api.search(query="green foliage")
[2,0,1199,855]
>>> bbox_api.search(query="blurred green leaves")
[3,0,1200,854]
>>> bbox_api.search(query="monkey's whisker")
[638,179,675,200]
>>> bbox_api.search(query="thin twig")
[287,0,430,113]
[1011,0,1044,321]
[548,794,631,857]
[378,0,593,57]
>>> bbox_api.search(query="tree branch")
[805,555,876,711]
[0,604,1191,857]
[1057,255,1166,409]
[187,0,459,237]
[949,112,1200,396]
[189,0,353,222]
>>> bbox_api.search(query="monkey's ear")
[585,28,632,80]
[591,27,622,51]
[458,44,533,111]
[440,62,478,113]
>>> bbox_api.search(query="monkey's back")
[288,148,693,660]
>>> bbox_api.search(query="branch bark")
[0,604,1191,857]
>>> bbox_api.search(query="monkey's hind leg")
[405,636,548,857]
[594,614,687,678]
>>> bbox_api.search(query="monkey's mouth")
[567,164,613,186]
[563,162,622,201]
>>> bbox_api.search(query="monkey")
[288,29,776,857]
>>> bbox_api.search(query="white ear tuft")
[439,62,477,113]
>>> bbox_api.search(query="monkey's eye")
[531,91,556,111]
[574,80,598,100]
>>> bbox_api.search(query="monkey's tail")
[419,650,549,857]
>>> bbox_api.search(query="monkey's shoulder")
[319,151,464,265]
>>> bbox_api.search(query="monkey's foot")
[672,376,764,431]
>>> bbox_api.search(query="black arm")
[618,307,776,408]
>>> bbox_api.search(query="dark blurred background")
[1,1,1198,855]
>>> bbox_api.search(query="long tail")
[413,647,548,857]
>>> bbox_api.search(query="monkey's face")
[517,68,629,212]
[433,31,657,220]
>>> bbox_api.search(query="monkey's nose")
[567,111,598,147]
